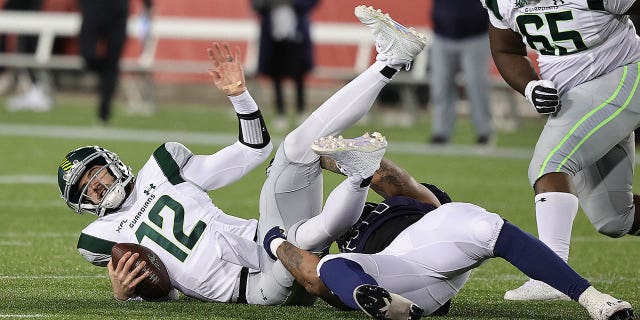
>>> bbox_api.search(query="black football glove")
[525,79,561,115]
[263,226,286,261]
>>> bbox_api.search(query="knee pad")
[593,216,628,238]
[471,213,504,248]
[580,192,634,238]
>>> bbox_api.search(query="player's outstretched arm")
[320,156,441,206]
[181,42,271,191]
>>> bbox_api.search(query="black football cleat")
[354,284,423,320]
[609,308,635,320]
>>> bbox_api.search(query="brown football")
[111,243,172,300]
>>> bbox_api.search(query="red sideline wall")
[146,0,431,81]
[5,1,525,82]
[2,0,432,82]
[142,0,432,83]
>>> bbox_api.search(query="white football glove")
[525,79,561,115]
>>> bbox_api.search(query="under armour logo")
[552,0,565,5]
[260,288,268,301]
[144,183,156,196]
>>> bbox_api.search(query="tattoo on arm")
[279,242,304,272]
[371,159,408,199]
[319,156,343,175]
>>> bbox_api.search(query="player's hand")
[525,79,561,115]
[107,252,149,301]
[263,226,286,261]
[207,42,246,96]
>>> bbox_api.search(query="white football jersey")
[76,142,260,302]
[482,0,640,94]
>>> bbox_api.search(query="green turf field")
[0,95,637,319]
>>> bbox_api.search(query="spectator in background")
[78,0,152,125]
[0,0,53,111]
[428,0,493,146]
[252,0,318,131]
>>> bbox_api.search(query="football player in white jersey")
[480,0,640,300]
[263,155,635,320]
[56,6,427,305]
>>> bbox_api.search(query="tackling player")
[56,6,427,305]
[263,155,635,320]
[481,0,640,301]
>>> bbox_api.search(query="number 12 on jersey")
[135,195,207,261]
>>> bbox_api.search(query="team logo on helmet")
[59,157,78,182]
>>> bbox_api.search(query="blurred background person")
[0,0,53,112]
[252,0,318,131]
[428,0,493,146]
[77,0,152,125]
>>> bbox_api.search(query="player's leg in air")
[246,5,427,306]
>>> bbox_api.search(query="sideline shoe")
[354,284,423,320]
[7,85,52,112]
[504,279,571,301]
[429,135,449,145]
[354,5,427,70]
[579,287,635,320]
[312,132,387,179]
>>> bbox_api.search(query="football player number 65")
[516,11,587,56]
[135,195,207,262]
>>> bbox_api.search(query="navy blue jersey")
[337,183,451,254]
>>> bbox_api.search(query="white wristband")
[269,238,286,258]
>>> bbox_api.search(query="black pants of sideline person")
[78,0,128,124]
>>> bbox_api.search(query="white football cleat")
[504,279,571,301]
[354,284,423,320]
[312,132,387,179]
[579,287,635,320]
[354,5,427,70]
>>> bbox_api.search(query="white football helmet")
[57,146,134,217]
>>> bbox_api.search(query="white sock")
[293,178,369,250]
[578,286,598,307]
[535,192,579,261]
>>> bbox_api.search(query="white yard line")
[0,275,103,280]
[2,123,640,161]
[0,232,78,238]
[0,241,31,246]
[0,175,56,184]
[0,123,534,158]
[0,315,48,318]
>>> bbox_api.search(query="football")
[111,243,172,300]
